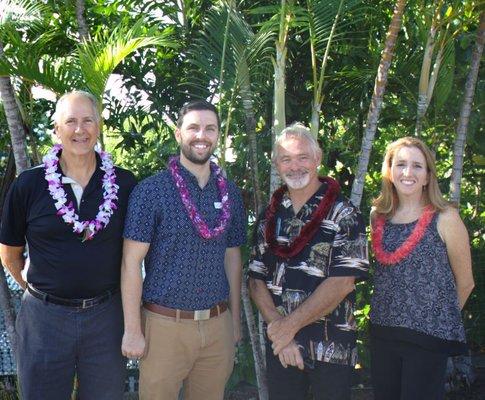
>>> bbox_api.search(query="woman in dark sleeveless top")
[369,137,474,400]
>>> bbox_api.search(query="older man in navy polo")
[121,100,246,400]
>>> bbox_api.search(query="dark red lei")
[371,205,435,265]
[265,177,340,259]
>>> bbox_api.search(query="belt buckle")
[194,309,210,321]
[82,298,93,309]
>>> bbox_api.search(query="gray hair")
[272,122,321,162]
[52,90,100,125]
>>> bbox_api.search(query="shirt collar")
[176,158,216,188]
[281,179,329,214]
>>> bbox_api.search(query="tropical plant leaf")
[77,19,178,98]
[185,1,274,98]
[433,38,455,111]
[0,0,46,29]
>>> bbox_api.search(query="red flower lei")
[265,177,340,259]
[371,205,435,265]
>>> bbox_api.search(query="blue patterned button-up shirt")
[123,160,247,310]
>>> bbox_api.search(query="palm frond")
[0,29,80,93]
[433,39,455,111]
[0,0,46,28]
[77,19,178,98]
[310,0,370,54]
[186,2,274,97]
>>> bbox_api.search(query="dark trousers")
[266,344,351,400]
[16,290,126,400]
[371,336,448,400]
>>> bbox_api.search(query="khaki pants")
[139,308,235,400]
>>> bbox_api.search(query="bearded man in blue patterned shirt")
[249,123,369,400]
[121,100,246,400]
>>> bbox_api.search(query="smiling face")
[175,109,219,165]
[54,95,99,158]
[390,145,429,199]
[275,136,321,191]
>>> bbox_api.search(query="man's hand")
[267,316,298,355]
[121,331,146,359]
[278,340,304,370]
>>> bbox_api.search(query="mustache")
[189,140,213,146]
[284,169,309,178]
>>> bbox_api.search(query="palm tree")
[185,4,274,397]
[350,0,407,207]
[0,0,46,362]
[450,11,485,203]
[305,0,366,138]
[76,0,90,41]
[270,0,293,194]
[0,0,43,173]
[415,0,471,136]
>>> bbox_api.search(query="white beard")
[282,172,310,190]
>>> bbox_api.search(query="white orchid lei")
[43,144,119,241]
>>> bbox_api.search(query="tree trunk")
[0,151,18,359]
[450,11,485,204]
[0,45,30,174]
[241,87,263,216]
[241,85,267,398]
[310,101,321,138]
[242,279,268,400]
[350,0,407,207]
[309,0,345,138]
[270,0,292,195]
[415,0,441,136]
[76,0,90,41]
[0,41,30,364]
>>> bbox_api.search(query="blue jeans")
[16,290,126,400]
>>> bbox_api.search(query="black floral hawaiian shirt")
[248,182,369,366]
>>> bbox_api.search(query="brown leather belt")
[143,301,228,321]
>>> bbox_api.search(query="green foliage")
[227,340,257,389]
[0,0,483,390]
[77,19,178,99]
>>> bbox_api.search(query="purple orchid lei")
[43,144,119,241]
[169,156,231,239]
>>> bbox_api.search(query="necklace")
[169,156,231,239]
[371,205,435,265]
[43,144,119,241]
[265,177,340,259]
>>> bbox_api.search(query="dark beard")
[180,144,213,165]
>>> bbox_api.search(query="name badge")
[214,202,222,209]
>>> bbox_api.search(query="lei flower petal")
[169,156,231,239]
[371,205,435,265]
[265,177,340,259]
[43,145,118,241]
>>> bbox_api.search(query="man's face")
[275,136,321,190]
[54,96,99,158]
[175,109,219,165]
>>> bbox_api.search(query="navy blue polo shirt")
[123,160,247,310]
[0,158,137,298]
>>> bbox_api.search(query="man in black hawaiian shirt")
[248,123,369,400]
